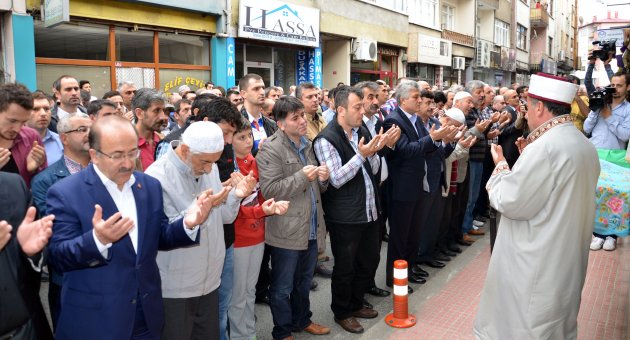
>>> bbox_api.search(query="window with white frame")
[494,20,510,47]
[441,4,455,30]
[408,0,439,28]
[516,24,527,50]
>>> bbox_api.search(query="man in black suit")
[499,90,524,167]
[0,172,54,340]
[414,90,457,275]
[382,82,456,290]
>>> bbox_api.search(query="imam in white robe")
[474,115,601,340]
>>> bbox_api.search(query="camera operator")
[584,72,630,252]
[585,50,615,96]
[583,73,630,150]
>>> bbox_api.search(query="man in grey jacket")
[145,121,256,339]
[256,96,330,340]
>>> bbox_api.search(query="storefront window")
[273,49,296,92]
[36,65,111,98]
[115,28,154,63]
[158,33,210,66]
[159,69,211,94]
[35,22,110,60]
[407,64,435,84]
[245,45,272,63]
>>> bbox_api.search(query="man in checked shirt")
[313,86,397,334]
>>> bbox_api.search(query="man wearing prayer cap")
[474,73,601,339]
[47,115,217,339]
[145,121,257,339]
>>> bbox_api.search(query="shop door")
[245,63,273,88]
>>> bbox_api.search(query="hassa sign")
[239,0,320,47]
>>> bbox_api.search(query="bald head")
[492,95,506,111]
[89,114,137,151]
[504,90,519,107]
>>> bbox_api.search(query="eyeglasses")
[96,149,141,162]
[65,126,90,134]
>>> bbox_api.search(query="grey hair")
[449,84,465,93]
[57,112,89,134]
[132,88,166,111]
[465,80,486,94]
[295,82,317,100]
[354,81,379,93]
[117,81,135,90]
[395,81,420,103]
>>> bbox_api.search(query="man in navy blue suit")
[382,82,457,290]
[47,115,216,340]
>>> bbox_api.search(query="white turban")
[181,121,224,153]
[453,91,472,103]
[445,108,466,125]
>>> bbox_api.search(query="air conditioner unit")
[558,50,566,60]
[354,38,378,61]
[452,57,466,70]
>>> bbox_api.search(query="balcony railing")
[442,29,474,47]
[530,7,549,28]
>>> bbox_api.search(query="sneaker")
[603,237,617,251]
[590,237,605,251]
[473,219,485,227]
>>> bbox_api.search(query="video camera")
[588,86,615,111]
[590,39,617,60]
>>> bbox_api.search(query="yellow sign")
[163,76,206,93]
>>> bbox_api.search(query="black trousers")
[328,221,380,319]
[162,289,219,340]
[474,146,494,218]
[449,177,470,242]
[385,197,424,286]
[416,190,446,262]
[436,192,454,252]
[368,182,388,289]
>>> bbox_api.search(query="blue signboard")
[295,47,322,88]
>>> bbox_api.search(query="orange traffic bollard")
[385,260,416,328]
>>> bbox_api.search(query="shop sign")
[226,38,236,88]
[378,47,399,56]
[163,76,206,93]
[239,0,320,47]
[44,0,69,28]
[130,1,220,14]
[295,48,322,88]
[596,29,625,47]
[415,35,452,67]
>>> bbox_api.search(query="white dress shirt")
[92,164,197,257]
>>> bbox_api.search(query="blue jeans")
[218,245,234,340]
[462,161,483,235]
[269,240,318,340]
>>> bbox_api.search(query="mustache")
[119,167,133,173]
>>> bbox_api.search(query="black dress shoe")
[361,298,373,309]
[367,286,390,297]
[448,245,462,253]
[441,250,457,257]
[310,280,318,291]
[433,254,451,262]
[382,233,389,242]
[423,260,445,268]
[315,263,332,278]
[411,265,429,277]
[456,239,472,246]
[408,274,426,284]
